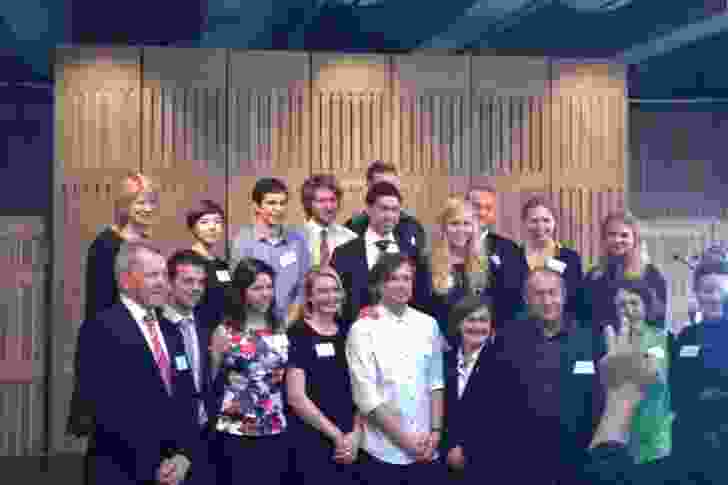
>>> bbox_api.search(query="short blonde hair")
[114,171,160,227]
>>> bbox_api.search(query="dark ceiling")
[0,0,727,98]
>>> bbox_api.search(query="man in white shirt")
[346,252,445,485]
[299,174,357,267]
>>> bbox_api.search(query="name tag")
[410,236,416,246]
[216,270,231,282]
[280,251,297,267]
[573,361,595,375]
[490,254,502,266]
[175,354,190,371]
[647,346,665,359]
[546,258,566,274]
[315,342,336,358]
[263,334,289,352]
[680,345,700,358]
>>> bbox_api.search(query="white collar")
[458,343,485,367]
[378,304,410,324]
[162,304,194,324]
[121,294,155,323]
[306,219,336,233]
[479,229,489,242]
[365,227,396,246]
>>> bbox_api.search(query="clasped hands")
[333,431,359,464]
[405,431,439,463]
[157,454,191,485]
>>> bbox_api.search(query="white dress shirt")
[346,305,445,465]
[121,295,170,361]
[364,228,398,269]
[303,219,358,266]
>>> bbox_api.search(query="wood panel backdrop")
[52,47,627,454]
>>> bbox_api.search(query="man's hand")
[415,431,440,462]
[599,324,659,406]
[157,454,190,485]
[333,432,357,464]
[446,446,466,470]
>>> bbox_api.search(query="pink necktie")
[144,314,172,394]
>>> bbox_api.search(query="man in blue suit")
[332,181,432,323]
[77,242,200,485]
[161,250,220,485]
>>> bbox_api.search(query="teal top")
[628,324,673,464]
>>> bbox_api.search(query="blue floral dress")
[215,326,289,437]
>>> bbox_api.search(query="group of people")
[67,160,727,485]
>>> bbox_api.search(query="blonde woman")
[580,211,667,331]
[286,267,362,485]
[429,195,489,336]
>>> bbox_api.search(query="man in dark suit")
[345,160,427,254]
[454,268,602,485]
[77,242,200,485]
[161,249,219,485]
[466,183,529,324]
[332,181,432,323]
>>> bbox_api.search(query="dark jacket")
[345,209,427,254]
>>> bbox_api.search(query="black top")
[344,210,427,255]
[483,232,529,326]
[579,263,668,331]
[462,317,602,485]
[197,257,231,329]
[430,264,472,338]
[84,227,125,323]
[287,319,355,439]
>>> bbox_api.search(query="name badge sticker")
[647,346,666,359]
[315,343,336,358]
[490,254,502,267]
[410,236,416,246]
[175,354,190,371]
[679,345,700,358]
[547,258,567,274]
[280,251,297,267]
[573,360,595,375]
[216,270,231,282]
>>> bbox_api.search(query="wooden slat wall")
[392,54,469,246]
[52,48,630,455]
[227,51,311,235]
[53,47,143,454]
[141,48,228,257]
[312,54,390,226]
[0,218,46,456]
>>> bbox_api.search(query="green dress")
[628,324,673,464]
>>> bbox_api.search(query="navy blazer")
[330,236,433,323]
[483,232,529,325]
[77,303,201,485]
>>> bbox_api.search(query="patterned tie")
[180,317,207,425]
[144,313,172,395]
[320,228,331,267]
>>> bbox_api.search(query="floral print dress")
[215,326,289,437]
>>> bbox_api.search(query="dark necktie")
[320,229,330,267]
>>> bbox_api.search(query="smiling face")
[445,204,477,250]
[604,221,636,258]
[245,272,274,314]
[193,213,224,246]
[169,263,206,313]
[524,205,556,244]
[615,288,646,335]
[469,190,497,228]
[379,261,414,307]
[128,190,160,228]
[525,271,564,322]
[459,306,493,350]
[120,249,169,309]
[311,188,339,226]
[255,192,288,226]
[367,195,401,237]
[309,273,343,317]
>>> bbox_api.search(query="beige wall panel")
[53,47,142,454]
[229,51,310,230]
[140,48,228,257]
[311,54,390,228]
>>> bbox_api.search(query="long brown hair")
[431,194,486,292]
